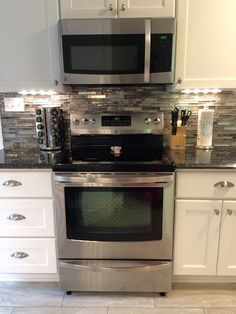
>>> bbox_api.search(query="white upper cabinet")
[0,0,61,92]
[174,0,236,90]
[59,0,175,19]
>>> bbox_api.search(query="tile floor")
[0,282,236,314]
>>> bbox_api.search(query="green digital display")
[160,35,167,40]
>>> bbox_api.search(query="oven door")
[54,173,174,260]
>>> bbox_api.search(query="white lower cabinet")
[217,201,236,276]
[0,238,57,273]
[0,170,57,278]
[174,200,221,276]
[174,171,236,277]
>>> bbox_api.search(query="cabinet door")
[174,200,222,275]
[217,201,236,276]
[59,0,117,18]
[118,0,175,18]
[0,0,60,92]
[174,0,236,89]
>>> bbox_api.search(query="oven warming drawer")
[59,260,172,292]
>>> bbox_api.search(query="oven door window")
[62,34,145,75]
[64,187,163,241]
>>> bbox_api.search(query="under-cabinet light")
[181,89,222,94]
[18,90,57,96]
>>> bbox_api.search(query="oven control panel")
[71,113,164,135]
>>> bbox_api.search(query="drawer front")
[0,199,55,237]
[0,171,52,198]
[176,171,236,199]
[0,238,57,273]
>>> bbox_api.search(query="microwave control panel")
[151,34,173,73]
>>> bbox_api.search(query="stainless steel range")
[53,112,175,295]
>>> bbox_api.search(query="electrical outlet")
[4,97,25,112]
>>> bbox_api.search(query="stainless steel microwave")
[59,18,176,85]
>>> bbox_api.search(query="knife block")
[168,126,186,150]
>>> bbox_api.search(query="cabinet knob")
[214,209,220,216]
[121,3,126,11]
[227,209,233,216]
[2,180,22,187]
[109,3,114,10]
[177,78,182,84]
[7,214,26,221]
[214,181,234,188]
[54,79,59,86]
[11,252,29,259]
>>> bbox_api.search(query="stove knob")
[38,131,44,137]
[36,109,41,115]
[154,118,161,124]
[37,124,43,130]
[73,118,80,125]
[36,117,42,123]
[90,118,96,124]
[145,117,152,124]
[83,118,89,125]
[38,138,43,145]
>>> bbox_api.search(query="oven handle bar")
[54,174,173,188]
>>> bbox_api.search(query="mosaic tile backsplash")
[0,86,236,150]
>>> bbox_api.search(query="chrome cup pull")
[227,209,233,216]
[121,3,126,11]
[109,3,114,10]
[11,252,29,259]
[214,181,234,188]
[2,180,22,187]
[214,209,220,216]
[7,214,26,221]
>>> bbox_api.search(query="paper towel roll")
[196,108,214,149]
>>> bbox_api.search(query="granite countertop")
[165,146,236,169]
[0,146,236,170]
[0,148,67,169]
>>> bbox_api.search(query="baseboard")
[173,275,236,289]
[0,273,59,282]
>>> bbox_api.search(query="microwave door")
[61,19,147,85]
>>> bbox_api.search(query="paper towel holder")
[195,106,214,150]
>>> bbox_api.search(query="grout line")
[61,292,66,307]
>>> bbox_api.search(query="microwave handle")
[144,19,151,83]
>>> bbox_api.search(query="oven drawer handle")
[60,261,171,272]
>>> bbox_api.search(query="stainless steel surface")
[144,20,151,83]
[59,260,172,292]
[70,112,164,135]
[227,209,233,215]
[60,18,175,85]
[7,214,26,221]
[54,172,175,260]
[60,19,146,35]
[215,209,220,215]
[214,181,235,188]
[2,180,22,187]
[11,252,29,259]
